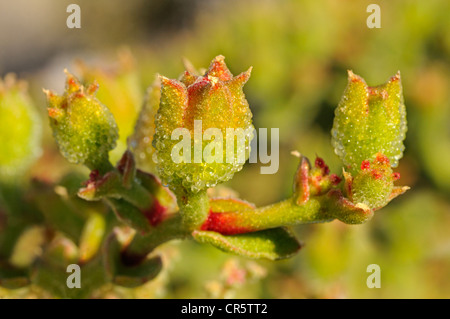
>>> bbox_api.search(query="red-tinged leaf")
[192,228,302,260]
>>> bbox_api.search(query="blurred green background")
[1,0,449,298]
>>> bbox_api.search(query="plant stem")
[86,153,114,176]
[203,190,373,234]
[177,189,210,231]
[122,214,189,265]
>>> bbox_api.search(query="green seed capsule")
[350,154,394,209]
[331,71,407,175]
[153,56,254,193]
[44,70,118,172]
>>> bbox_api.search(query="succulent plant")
[1,56,409,298]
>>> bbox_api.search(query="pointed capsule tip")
[347,69,356,79]
[347,70,365,84]
[158,74,170,83]
[159,75,187,93]
[214,55,225,62]
[206,55,232,81]
[64,69,81,92]
[242,66,253,79]
[47,107,62,119]
[63,68,75,80]
[232,67,252,86]
[355,202,371,212]
[291,150,301,158]
[389,71,401,82]
[43,88,57,101]
[86,80,99,95]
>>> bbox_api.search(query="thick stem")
[86,153,114,176]
[202,197,333,235]
[122,214,189,265]
[244,197,334,228]
[119,179,153,211]
[202,190,373,235]
[177,189,209,231]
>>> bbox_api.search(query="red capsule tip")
[315,157,325,169]
[330,174,342,185]
[361,160,371,170]
[392,172,401,181]
[371,171,382,180]
[375,153,390,165]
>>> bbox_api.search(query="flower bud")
[153,56,254,193]
[44,70,118,172]
[332,71,407,175]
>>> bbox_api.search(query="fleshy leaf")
[192,228,302,260]
[31,179,86,242]
[79,213,106,263]
[30,258,107,299]
[77,151,176,233]
[113,256,162,288]
[0,263,30,289]
[103,231,162,288]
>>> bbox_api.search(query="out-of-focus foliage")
[76,50,143,165]
[1,0,450,298]
[0,75,42,182]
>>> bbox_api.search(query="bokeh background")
[1,0,449,298]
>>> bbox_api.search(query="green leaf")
[105,198,151,233]
[30,257,108,299]
[31,179,85,242]
[113,256,162,288]
[192,227,302,260]
[0,262,30,289]
[103,231,162,288]
[79,212,106,263]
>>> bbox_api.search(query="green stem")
[122,214,189,265]
[119,179,153,211]
[205,190,373,234]
[86,153,114,175]
[244,197,334,229]
[177,189,209,231]
[207,197,333,234]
